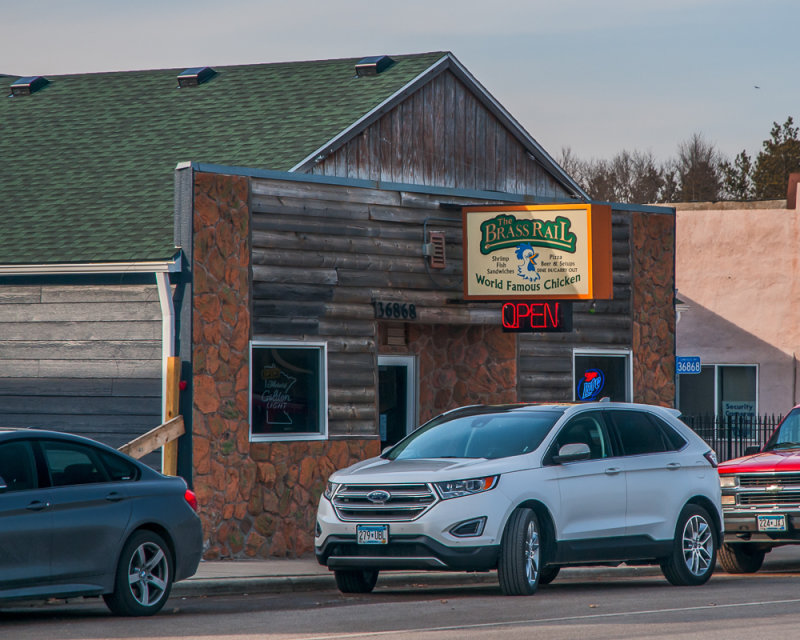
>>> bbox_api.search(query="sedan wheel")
[104,530,173,616]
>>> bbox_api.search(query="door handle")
[105,492,124,502]
[666,462,681,470]
[604,467,622,475]
[26,500,49,511]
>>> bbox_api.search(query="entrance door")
[378,355,417,449]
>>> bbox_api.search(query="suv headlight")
[434,476,499,499]
[719,475,739,489]
[324,481,339,500]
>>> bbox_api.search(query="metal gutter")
[193,163,574,205]
[193,162,675,215]
[0,255,181,275]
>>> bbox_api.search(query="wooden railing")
[118,356,183,474]
[118,415,185,460]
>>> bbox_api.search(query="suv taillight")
[184,488,199,512]
[703,450,718,469]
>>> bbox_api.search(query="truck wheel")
[334,569,379,593]
[498,507,541,595]
[660,504,716,586]
[718,543,765,573]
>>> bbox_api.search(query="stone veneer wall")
[191,172,379,559]
[631,211,675,407]
[408,325,517,424]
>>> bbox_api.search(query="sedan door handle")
[666,462,682,470]
[604,467,622,475]
[105,492,124,502]
[26,500,49,511]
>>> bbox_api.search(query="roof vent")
[354,55,395,77]
[9,76,50,97]
[177,67,217,88]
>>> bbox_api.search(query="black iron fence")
[681,414,783,463]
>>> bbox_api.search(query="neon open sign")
[501,301,573,333]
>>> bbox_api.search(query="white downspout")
[156,272,176,423]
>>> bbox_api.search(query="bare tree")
[559,148,665,204]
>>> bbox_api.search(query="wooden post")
[162,356,181,475]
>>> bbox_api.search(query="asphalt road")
[5,567,800,640]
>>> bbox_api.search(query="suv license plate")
[357,524,389,545]
[757,514,787,532]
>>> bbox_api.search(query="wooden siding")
[250,177,633,435]
[309,70,570,200]
[0,283,163,457]
[518,213,632,402]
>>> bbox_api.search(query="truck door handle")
[666,462,681,470]
[26,500,49,511]
[605,467,622,475]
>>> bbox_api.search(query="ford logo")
[366,490,391,504]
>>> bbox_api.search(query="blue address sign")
[676,356,701,375]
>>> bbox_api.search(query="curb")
[172,565,664,598]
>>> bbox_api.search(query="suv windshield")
[386,407,564,461]
[764,408,800,450]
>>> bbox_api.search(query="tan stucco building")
[675,181,800,418]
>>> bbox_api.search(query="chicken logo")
[577,369,605,401]
[515,243,540,282]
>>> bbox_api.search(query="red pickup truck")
[717,406,800,572]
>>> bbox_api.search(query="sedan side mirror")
[743,445,761,456]
[553,443,591,464]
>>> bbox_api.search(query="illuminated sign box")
[501,301,572,333]
[462,204,613,301]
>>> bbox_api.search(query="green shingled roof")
[0,53,446,266]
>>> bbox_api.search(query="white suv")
[315,402,722,595]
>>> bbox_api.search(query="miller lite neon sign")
[501,301,572,333]
[576,369,605,401]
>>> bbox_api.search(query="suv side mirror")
[553,443,591,464]
[743,445,761,456]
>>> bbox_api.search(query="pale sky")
[2,0,797,164]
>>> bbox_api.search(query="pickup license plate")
[357,524,389,545]
[757,514,787,532]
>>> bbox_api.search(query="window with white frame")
[573,349,632,402]
[678,364,757,418]
[249,341,327,441]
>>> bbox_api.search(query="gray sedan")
[0,428,202,616]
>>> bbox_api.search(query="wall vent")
[354,55,395,77]
[383,322,407,347]
[9,76,49,97]
[177,67,217,88]
[424,231,447,269]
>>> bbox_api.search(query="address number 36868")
[373,302,417,320]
